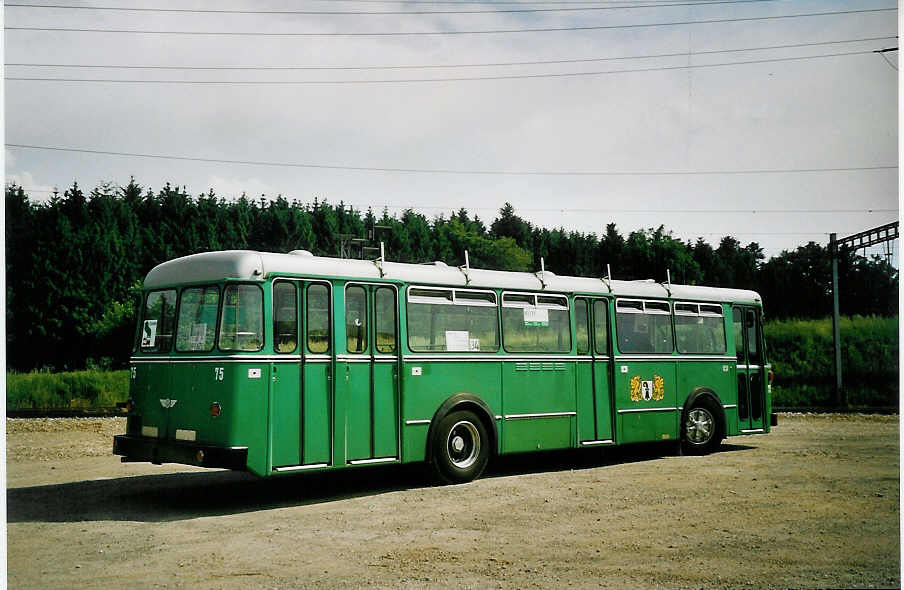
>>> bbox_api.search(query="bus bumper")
[113,434,248,471]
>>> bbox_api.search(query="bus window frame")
[217,282,265,353]
[174,284,222,354]
[306,281,333,355]
[405,285,499,354]
[501,290,571,354]
[272,280,299,354]
[139,287,179,354]
[614,298,675,355]
[672,300,727,355]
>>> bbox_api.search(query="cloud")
[5,170,58,201]
[205,174,284,200]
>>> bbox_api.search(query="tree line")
[5,180,897,372]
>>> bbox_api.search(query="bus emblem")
[160,398,178,409]
[630,376,665,402]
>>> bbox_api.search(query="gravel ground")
[6,413,900,589]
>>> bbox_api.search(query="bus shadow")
[7,443,756,524]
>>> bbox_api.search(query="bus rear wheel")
[431,410,489,484]
[682,400,722,455]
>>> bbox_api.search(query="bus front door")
[270,281,333,470]
[733,306,765,433]
[343,284,400,464]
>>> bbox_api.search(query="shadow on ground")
[8,442,755,524]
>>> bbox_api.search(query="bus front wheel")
[681,399,723,455]
[431,410,489,484]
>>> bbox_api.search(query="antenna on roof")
[459,250,472,285]
[602,263,613,292]
[536,257,547,290]
[663,269,672,296]
[373,241,386,277]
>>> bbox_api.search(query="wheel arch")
[425,393,498,464]
[682,387,727,441]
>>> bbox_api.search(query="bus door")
[344,284,400,463]
[590,299,614,443]
[270,281,333,469]
[577,298,614,445]
[733,306,765,432]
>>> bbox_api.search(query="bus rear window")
[140,289,177,353]
[218,284,264,351]
[176,286,219,352]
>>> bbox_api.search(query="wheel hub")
[451,435,465,453]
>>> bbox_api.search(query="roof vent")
[288,250,314,257]
[433,261,448,267]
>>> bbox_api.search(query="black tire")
[431,410,490,484]
[681,398,723,455]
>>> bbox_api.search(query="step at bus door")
[343,283,400,464]
[270,280,333,470]
[576,298,614,446]
[733,306,766,433]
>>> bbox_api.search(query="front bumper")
[113,434,248,471]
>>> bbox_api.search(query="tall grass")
[766,316,898,407]
[6,369,129,410]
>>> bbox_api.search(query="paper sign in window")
[141,320,158,347]
[523,307,549,327]
[445,330,470,352]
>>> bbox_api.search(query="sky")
[3,0,899,265]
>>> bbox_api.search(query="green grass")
[6,369,130,410]
[766,315,898,407]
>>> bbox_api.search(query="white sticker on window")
[189,323,208,350]
[445,330,470,352]
[141,320,158,347]
[523,306,549,327]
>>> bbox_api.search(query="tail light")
[768,370,774,384]
[210,402,222,418]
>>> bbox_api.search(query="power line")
[7,36,895,71]
[0,0,807,16]
[0,0,835,8]
[6,143,898,177]
[4,50,888,84]
[5,7,896,37]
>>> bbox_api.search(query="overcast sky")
[4,0,899,264]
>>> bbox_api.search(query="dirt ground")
[6,414,900,589]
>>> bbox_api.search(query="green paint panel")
[303,362,332,464]
[614,360,678,444]
[271,362,301,467]
[575,362,595,441]
[372,362,398,458]
[504,417,571,453]
[592,360,613,441]
[400,360,503,460]
[618,411,677,444]
[345,361,372,461]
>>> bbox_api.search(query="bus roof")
[144,249,762,305]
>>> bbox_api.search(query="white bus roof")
[143,249,762,305]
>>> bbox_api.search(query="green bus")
[114,249,775,483]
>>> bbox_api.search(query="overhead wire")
[5,7,896,37]
[0,0,820,16]
[6,36,896,71]
[5,49,891,84]
[5,144,898,177]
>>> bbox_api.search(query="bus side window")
[140,289,177,353]
[345,285,368,354]
[307,283,330,354]
[273,281,297,353]
[593,299,609,355]
[375,287,397,354]
[218,284,264,352]
[575,299,589,355]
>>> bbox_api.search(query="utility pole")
[829,221,899,406]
